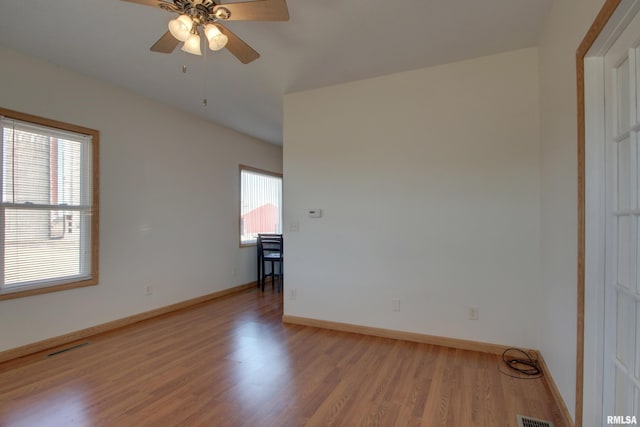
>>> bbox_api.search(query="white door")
[602,10,640,421]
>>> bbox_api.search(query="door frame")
[578,0,640,424]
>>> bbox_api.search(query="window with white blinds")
[0,110,98,298]
[240,166,282,245]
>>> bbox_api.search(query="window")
[240,165,282,246]
[0,108,99,300]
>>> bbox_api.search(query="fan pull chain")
[181,46,187,74]
[202,42,208,107]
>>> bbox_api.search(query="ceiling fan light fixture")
[168,14,193,42]
[181,32,202,55]
[213,7,231,20]
[204,24,228,51]
[130,0,289,63]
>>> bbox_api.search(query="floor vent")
[517,415,554,427]
[46,342,90,358]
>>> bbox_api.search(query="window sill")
[0,279,98,301]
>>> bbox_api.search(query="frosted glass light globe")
[168,15,192,42]
[181,33,202,56]
[204,24,228,51]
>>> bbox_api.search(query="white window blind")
[240,167,282,245]
[0,116,93,293]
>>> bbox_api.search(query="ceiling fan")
[121,0,289,64]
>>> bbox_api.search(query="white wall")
[283,48,542,349]
[537,0,605,419]
[0,45,282,352]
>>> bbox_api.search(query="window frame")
[0,107,99,300]
[239,164,282,248]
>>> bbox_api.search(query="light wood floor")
[0,288,564,426]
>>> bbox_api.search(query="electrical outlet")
[289,288,297,300]
[392,298,400,312]
[231,267,237,276]
[145,285,153,296]
[468,306,479,320]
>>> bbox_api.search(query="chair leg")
[270,261,275,290]
[274,261,281,293]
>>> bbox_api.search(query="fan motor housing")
[170,0,230,22]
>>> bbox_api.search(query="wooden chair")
[257,234,283,292]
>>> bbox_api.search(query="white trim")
[583,2,640,421]
[584,55,607,425]
[587,0,640,57]
[586,4,640,420]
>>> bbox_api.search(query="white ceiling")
[0,0,553,145]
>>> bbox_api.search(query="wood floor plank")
[0,289,566,426]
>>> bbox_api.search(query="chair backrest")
[257,234,283,259]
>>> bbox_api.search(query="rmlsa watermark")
[607,415,638,425]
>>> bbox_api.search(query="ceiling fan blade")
[214,0,289,21]
[120,0,179,12]
[150,31,180,53]
[121,0,167,8]
[215,24,260,64]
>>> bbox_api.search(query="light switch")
[308,209,322,218]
